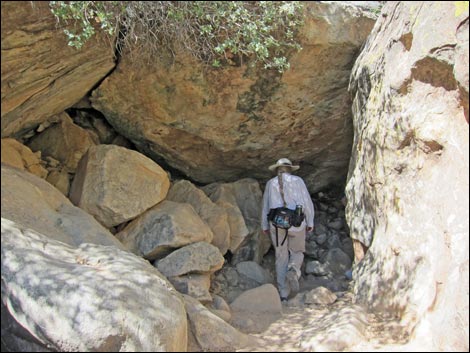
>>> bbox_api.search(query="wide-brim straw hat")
[268,158,300,171]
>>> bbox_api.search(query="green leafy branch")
[49,1,304,72]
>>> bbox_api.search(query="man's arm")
[300,179,314,230]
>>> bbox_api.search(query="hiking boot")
[280,297,288,304]
[286,269,299,296]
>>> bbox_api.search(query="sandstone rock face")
[1,218,187,352]
[69,145,170,228]
[1,1,115,138]
[91,2,375,193]
[347,2,469,351]
[1,164,124,249]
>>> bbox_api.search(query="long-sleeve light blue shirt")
[261,172,315,231]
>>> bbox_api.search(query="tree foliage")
[49,1,304,72]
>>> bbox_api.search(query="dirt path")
[236,292,412,352]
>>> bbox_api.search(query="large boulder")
[235,261,273,286]
[116,200,213,260]
[203,179,271,264]
[90,2,376,193]
[1,218,187,352]
[1,164,123,249]
[347,2,468,351]
[229,284,283,334]
[229,284,282,314]
[1,1,115,138]
[183,295,252,351]
[69,145,170,228]
[203,179,261,234]
[156,241,224,278]
[167,180,230,254]
[216,200,249,252]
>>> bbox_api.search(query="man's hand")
[262,229,270,235]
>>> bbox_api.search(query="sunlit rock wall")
[347,2,468,350]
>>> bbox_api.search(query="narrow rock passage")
[237,291,411,352]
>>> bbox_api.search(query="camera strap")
[275,226,289,247]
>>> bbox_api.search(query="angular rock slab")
[70,144,170,228]
[1,164,124,249]
[167,180,230,255]
[116,200,213,260]
[156,241,224,278]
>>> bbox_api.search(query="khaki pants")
[269,225,305,298]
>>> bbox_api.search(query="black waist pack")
[268,207,304,229]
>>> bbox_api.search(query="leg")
[287,228,306,277]
[270,227,289,299]
[288,250,304,278]
[286,228,306,296]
